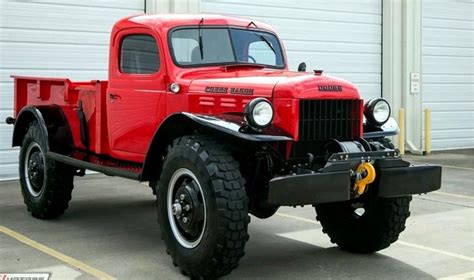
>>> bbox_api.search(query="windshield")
[170,27,285,68]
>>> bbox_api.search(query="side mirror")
[298,62,306,72]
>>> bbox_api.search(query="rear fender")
[12,105,73,154]
[140,112,292,181]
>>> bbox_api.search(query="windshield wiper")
[198,18,204,60]
[258,34,276,54]
[247,21,276,55]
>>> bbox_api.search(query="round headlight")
[244,98,274,129]
[364,98,391,125]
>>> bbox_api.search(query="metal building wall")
[422,0,474,149]
[0,0,145,180]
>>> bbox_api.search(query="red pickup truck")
[7,14,441,278]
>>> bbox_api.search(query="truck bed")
[12,76,109,155]
[12,76,144,179]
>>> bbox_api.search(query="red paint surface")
[12,14,363,164]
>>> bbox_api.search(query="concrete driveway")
[1,150,473,279]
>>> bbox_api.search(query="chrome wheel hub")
[167,168,206,249]
[172,202,183,217]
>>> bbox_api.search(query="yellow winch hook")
[354,162,376,196]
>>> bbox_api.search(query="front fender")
[182,112,293,142]
[140,112,292,181]
[363,117,399,138]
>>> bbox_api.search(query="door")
[107,29,167,162]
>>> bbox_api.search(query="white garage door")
[0,0,144,180]
[200,0,382,100]
[422,0,474,150]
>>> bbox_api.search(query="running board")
[46,151,141,180]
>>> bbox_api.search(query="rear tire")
[315,192,411,253]
[157,135,249,279]
[19,121,75,219]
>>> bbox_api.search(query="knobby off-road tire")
[19,121,75,219]
[315,191,412,253]
[157,135,250,279]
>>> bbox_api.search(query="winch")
[324,139,377,197]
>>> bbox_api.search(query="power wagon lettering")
[205,86,228,93]
[205,86,254,95]
[230,87,254,95]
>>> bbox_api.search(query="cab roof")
[116,14,278,33]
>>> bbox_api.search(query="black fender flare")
[363,117,399,138]
[12,105,73,154]
[12,106,50,149]
[140,112,292,181]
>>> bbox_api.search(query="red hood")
[187,68,285,98]
[273,73,360,99]
[186,68,360,100]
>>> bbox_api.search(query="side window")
[120,34,160,74]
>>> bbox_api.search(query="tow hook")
[354,162,376,196]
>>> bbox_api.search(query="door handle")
[109,93,119,100]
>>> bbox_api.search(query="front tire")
[19,121,75,219]
[157,135,249,279]
[315,192,411,253]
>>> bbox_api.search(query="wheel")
[157,135,249,278]
[315,191,412,253]
[19,121,75,219]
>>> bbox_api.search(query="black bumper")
[377,164,442,198]
[268,159,442,206]
[268,171,351,205]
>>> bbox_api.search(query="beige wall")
[383,0,423,153]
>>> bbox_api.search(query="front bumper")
[268,156,442,206]
[377,164,442,198]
